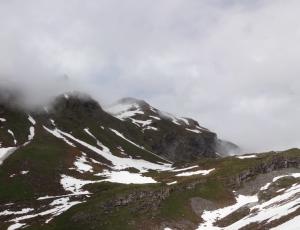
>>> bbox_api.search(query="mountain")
[0,92,300,230]
[105,97,240,161]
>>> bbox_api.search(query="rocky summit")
[0,92,299,230]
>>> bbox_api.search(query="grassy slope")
[1,97,300,229]
[0,126,73,202]
[23,149,300,230]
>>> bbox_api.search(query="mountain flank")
[0,91,299,230]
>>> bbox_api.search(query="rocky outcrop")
[102,187,172,213]
[227,154,300,189]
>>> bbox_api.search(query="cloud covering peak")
[1,0,300,152]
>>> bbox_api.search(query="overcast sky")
[0,0,300,153]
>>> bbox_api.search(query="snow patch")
[106,102,144,120]
[260,182,271,191]
[237,155,257,159]
[7,223,26,230]
[186,128,202,134]
[172,165,198,172]
[176,168,215,177]
[97,170,157,184]
[0,147,17,165]
[60,175,95,195]
[50,119,56,126]
[167,181,177,185]
[72,154,93,173]
[149,115,161,120]
[8,129,17,145]
[143,126,158,131]
[28,127,35,141]
[0,208,33,216]
[28,115,36,125]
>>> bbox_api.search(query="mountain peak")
[106,97,210,132]
[50,91,104,119]
[117,97,149,107]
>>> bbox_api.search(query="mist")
[1,0,300,153]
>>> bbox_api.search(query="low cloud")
[0,0,300,152]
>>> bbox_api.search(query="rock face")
[150,130,217,161]
[227,153,300,189]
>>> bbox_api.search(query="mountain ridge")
[1,91,299,230]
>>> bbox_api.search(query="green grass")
[0,127,72,202]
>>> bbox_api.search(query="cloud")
[0,0,299,152]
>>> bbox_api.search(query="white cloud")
[0,0,299,152]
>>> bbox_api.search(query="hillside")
[0,92,299,230]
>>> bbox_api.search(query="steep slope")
[0,93,173,229]
[0,92,235,229]
[106,97,240,161]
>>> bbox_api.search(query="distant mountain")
[0,91,300,230]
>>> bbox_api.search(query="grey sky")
[0,0,300,152]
